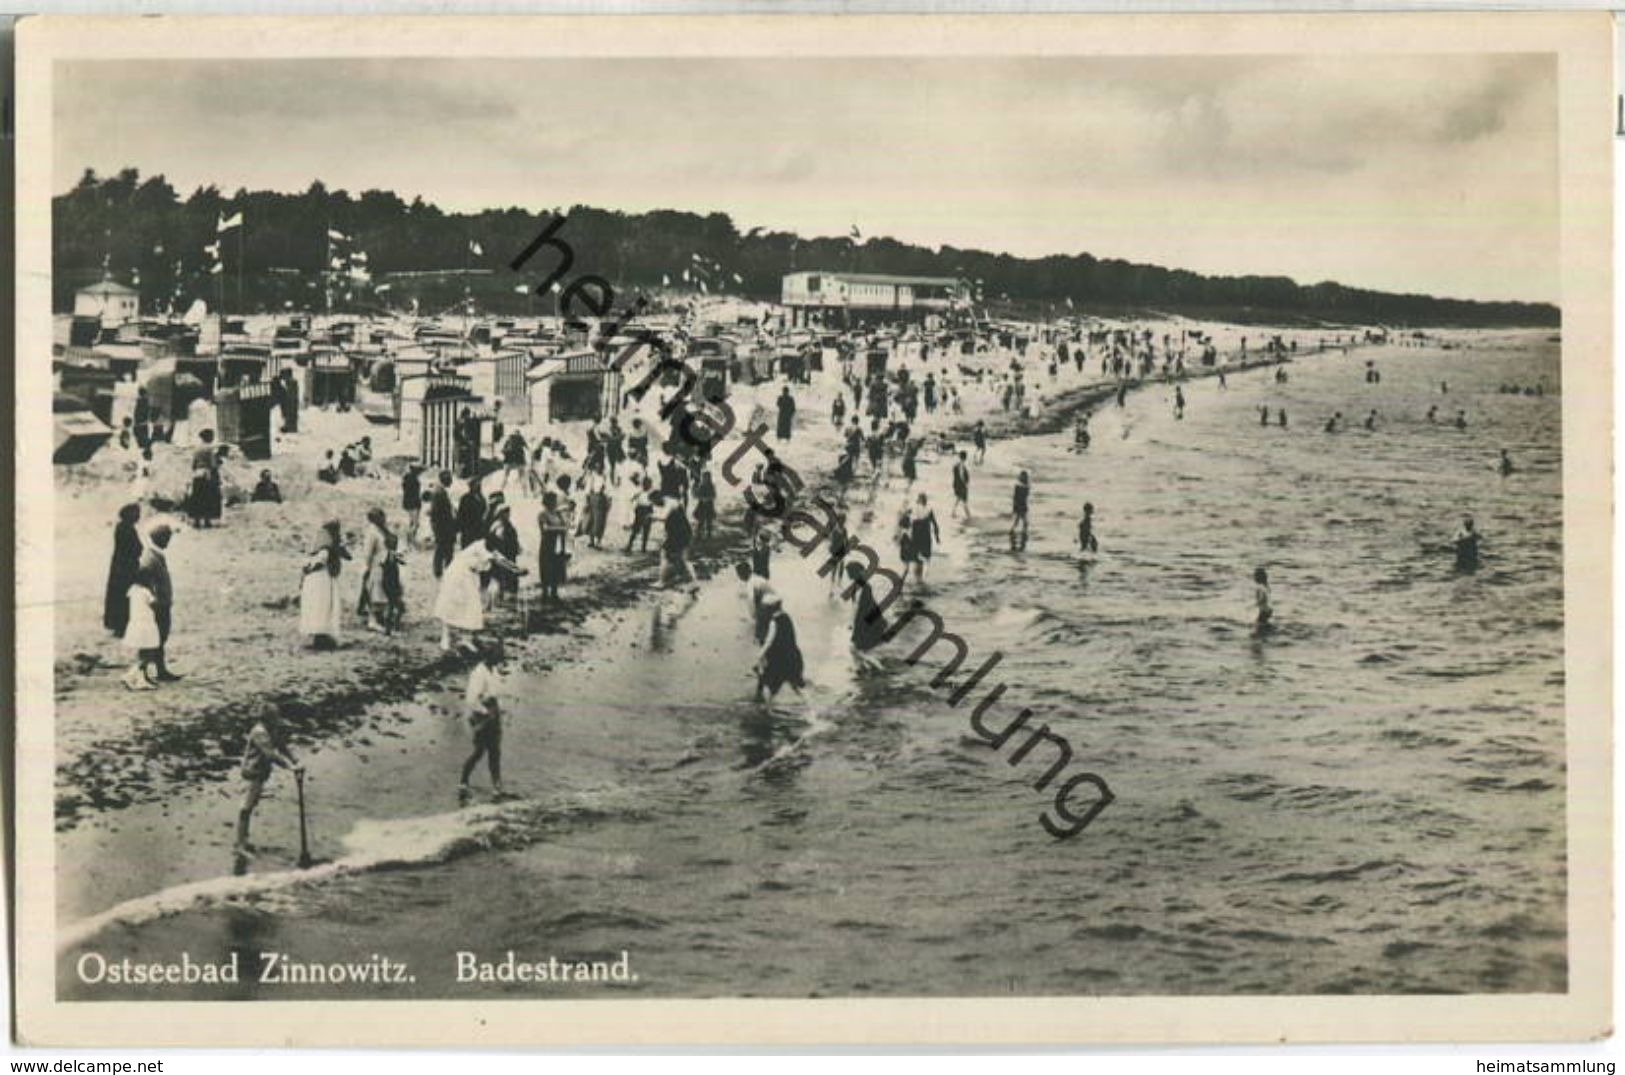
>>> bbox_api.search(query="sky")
[55,54,1559,304]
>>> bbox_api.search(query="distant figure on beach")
[952,451,971,519]
[234,705,302,857]
[537,492,569,604]
[1499,449,1515,476]
[1364,410,1378,432]
[251,469,283,504]
[1453,516,1481,572]
[104,502,143,638]
[1277,408,1287,428]
[1259,405,1270,427]
[1441,381,1449,394]
[972,421,988,464]
[1217,369,1227,390]
[188,430,223,528]
[626,478,655,553]
[1116,384,1128,408]
[1324,412,1342,434]
[1427,405,1438,424]
[317,451,340,485]
[751,528,774,580]
[1074,415,1090,450]
[1010,471,1031,551]
[776,386,797,443]
[300,519,349,650]
[1252,567,1273,636]
[359,508,398,633]
[430,471,456,576]
[120,568,163,692]
[456,476,487,549]
[1454,410,1468,430]
[458,642,505,803]
[134,522,179,683]
[1174,386,1186,420]
[754,594,807,702]
[693,469,717,542]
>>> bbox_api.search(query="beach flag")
[217,212,243,233]
[469,240,484,256]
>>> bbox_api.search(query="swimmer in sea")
[1324,411,1342,434]
[1364,409,1378,432]
[1454,410,1467,431]
[1252,567,1273,636]
[1498,449,1515,476]
[1277,408,1287,428]
[1259,405,1270,427]
[1427,405,1438,423]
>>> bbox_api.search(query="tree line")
[53,168,1559,327]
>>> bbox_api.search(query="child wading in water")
[459,641,507,803]
[235,706,303,858]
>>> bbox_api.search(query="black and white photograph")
[12,12,1612,1047]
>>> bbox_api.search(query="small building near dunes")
[73,279,141,329]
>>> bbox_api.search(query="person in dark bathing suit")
[754,594,806,701]
[1010,471,1031,551]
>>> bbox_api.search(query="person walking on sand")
[754,593,807,702]
[1252,567,1273,636]
[436,532,522,651]
[135,522,181,682]
[104,502,143,638]
[459,642,506,803]
[951,451,971,520]
[1454,410,1468,431]
[121,570,164,691]
[430,470,457,576]
[1499,449,1515,476]
[625,477,655,553]
[234,706,303,857]
[1010,471,1032,551]
[1277,408,1287,428]
[359,508,394,633]
[909,493,942,583]
[972,420,988,464]
[300,520,350,650]
[1174,385,1186,420]
[1260,405,1270,427]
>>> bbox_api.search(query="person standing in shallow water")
[909,493,941,583]
[1010,471,1032,551]
[951,451,971,520]
[1076,502,1099,555]
[754,593,807,702]
[234,705,302,857]
[459,642,506,803]
[1252,567,1273,636]
[1453,516,1481,572]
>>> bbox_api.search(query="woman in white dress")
[299,519,350,649]
[122,581,162,691]
[435,537,521,652]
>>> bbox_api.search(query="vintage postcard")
[11,12,1613,1047]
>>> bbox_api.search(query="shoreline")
[53,335,1329,835]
